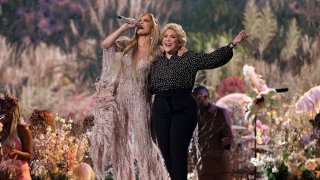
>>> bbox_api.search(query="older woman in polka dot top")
[150,23,248,180]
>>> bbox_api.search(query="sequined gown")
[89,37,168,180]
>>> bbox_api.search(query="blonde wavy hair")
[161,23,187,48]
[112,13,161,84]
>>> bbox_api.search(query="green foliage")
[187,32,207,52]
[264,162,289,180]
[171,0,246,35]
[301,170,315,180]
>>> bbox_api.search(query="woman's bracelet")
[229,41,237,49]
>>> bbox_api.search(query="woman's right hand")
[121,18,138,30]
[102,18,137,49]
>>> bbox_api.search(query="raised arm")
[190,30,249,70]
[102,19,137,49]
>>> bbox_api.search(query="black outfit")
[150,45,233,180]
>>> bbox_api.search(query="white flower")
[46,126,52,133]
[55,114,60,121]
[68,119,73,124]
[67,124,72,129]
[251,158,264,167]
[60,118,66,124]
[86,131,92,137]
[39,134,45,140]
[272,166,279,173]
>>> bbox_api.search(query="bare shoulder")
[17,124,32,136]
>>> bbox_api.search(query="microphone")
[117,16,142,28]
[275,88,289,93]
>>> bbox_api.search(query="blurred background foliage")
[0,0,319,119]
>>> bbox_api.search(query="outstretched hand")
[232,30,249,45]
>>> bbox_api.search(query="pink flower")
[256,120,262,128]
[305,159,317,170]
[218,76,245,97]
[260,124,269,131]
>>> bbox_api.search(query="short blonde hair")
[161,23,187,47]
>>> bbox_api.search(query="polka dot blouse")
[150,45,233,93]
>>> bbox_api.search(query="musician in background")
[192,86,233,180]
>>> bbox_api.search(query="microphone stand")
[254,114,257,180]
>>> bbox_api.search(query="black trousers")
[152,90,198,180]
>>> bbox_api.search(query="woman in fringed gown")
[89,13,169,180]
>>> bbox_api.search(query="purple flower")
[57,0,70,6]
[37,16,64,35]
[281,121,291,129]
[17,8,36,22]
[22,36,31,45]
[40,0,55,6]
[261,136,270,144]
[69,2,85,14]
[300,134,311,146]
[260,124,269,131]
[0,0,8,4]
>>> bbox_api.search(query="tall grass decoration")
[257,2,278,60]
[280,19,301,61]
[243,0,261,41]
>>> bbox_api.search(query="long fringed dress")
[89,37,168,180]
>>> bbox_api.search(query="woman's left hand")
[232,30,249,45]
[9,144,17,156]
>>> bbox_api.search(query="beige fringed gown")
[89,37,168,180]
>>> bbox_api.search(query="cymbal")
[232,125,247,130]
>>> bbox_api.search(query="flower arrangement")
[30,114,90,179]
[241,65,320,179]
[249,104,320,179]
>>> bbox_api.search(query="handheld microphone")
[275,88,289,93]
[117,16,142,28]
